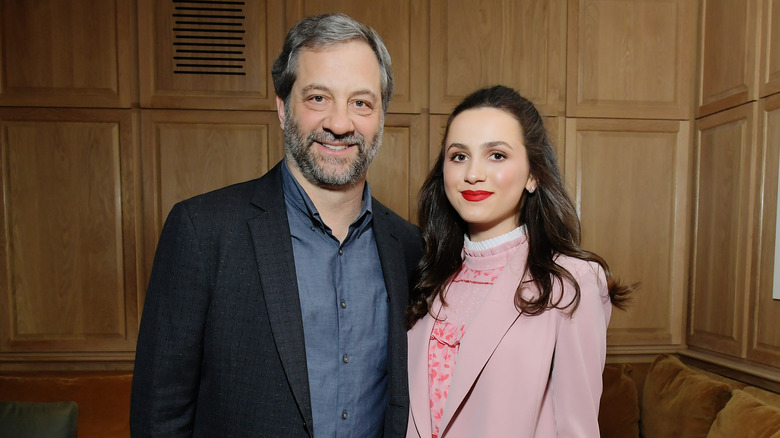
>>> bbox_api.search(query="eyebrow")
[446,140,511,151]
[301,84,330,95]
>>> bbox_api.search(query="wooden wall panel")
[368,114,428,223]
[0,0,135,108]
[565,118,691,348]
[429,0,567,116]
[138,0,285,110]
[566,0,696,120]
[698,0,759,117]
[749,94,780,367]
[760,0,780,97]
[292,0,428,114]
[0,108,139,358]
[689,103,757,357]
[140,110,283,291]
[429,114,448,166]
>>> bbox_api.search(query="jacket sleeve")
[551,261,612,437]
[130,202,210,437]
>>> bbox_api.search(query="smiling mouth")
[462,190,493,201]
[318,141,351,151]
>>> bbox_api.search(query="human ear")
[526,175,538,193]
[275,96,286,130]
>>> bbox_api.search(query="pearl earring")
[528,186,536,193]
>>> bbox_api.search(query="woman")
[406,85,633,437]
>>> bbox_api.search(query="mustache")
[307,130,365,147]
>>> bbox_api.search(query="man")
[130,13,423,438]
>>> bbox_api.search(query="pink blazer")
[406,243,612,437]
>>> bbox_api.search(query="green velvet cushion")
[0,401,78,438]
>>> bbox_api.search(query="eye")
[351,99,374,114]
[311,95,325,103]
[490,152,506,161]
[449,152,467,162]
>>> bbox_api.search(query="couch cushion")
[599,363,640,438]
[706,389,780,438]
[743,386,780,409]
[0,372,132,438]
[641,354,732,438]
[0,400,78,438]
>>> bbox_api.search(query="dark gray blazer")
[130,162,424,437]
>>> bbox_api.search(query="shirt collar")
[281,159,374,231]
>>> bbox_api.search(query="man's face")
[277,40,384,188]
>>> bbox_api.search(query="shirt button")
[342,354,349,363]
[340,300,347,309]
[338,249,343,255]
[342,410,348,420]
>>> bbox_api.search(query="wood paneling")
[760,0,780,97]
[689,103,757,357]
[140,109,283,292]
[429,114,448,166]
[429,0,567,115]
[368,114,429,223]
[0,108,139,358]
[291,0,429,114]
[566,0,696,119]
[0,0,135,108]
[698,0,759,117]
[0,0,773,373]
[138,0,285,110]
[748,94,780,367]
[565,118,691,347]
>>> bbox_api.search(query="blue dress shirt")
[281,161,389,438]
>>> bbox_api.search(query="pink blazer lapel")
[438,247,528,434]
[407,301,438,438]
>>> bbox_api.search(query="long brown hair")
[407,85,633,328]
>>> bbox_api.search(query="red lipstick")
[461,190,492,201]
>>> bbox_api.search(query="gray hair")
[271,13,394,114]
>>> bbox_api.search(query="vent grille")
[171,0,246,76]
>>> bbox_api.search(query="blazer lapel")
[372,201,410,407]
[438,244,529,434]
[247,163,313,432]
[407,303,437,438]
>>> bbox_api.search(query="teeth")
[323,144,347,151]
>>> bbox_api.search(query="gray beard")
[283,107,383,189]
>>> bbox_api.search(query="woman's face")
[443,107,536,242]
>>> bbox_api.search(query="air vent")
[171,0,247,76]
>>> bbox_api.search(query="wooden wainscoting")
[429,0,567,116]
[566,0,696,120]
[689,102,759,357]
[0,108,140,365]
[0,0,136,108]
[697,0,760,117]
[748,93,780,367]
[565,118,692,348]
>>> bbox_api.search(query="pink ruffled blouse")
[428,227,525,437]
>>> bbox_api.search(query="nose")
[464,159,486,184]
[322,105,354,136]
